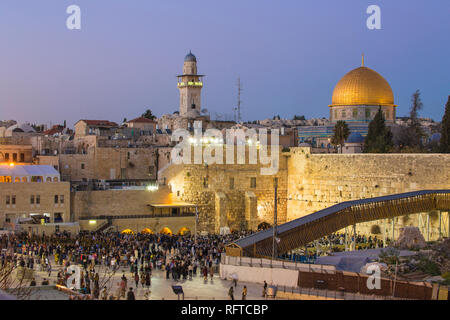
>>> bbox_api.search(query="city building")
[0,164,70,230]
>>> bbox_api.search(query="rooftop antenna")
[235,77,242,123]
[362,53,365,67]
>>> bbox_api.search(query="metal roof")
[0,165,59,177]
[233,189,450,249]
[149,202,196,208]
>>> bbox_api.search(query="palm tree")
[331,120,350,153]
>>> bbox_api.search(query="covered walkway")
[226,190,450,257]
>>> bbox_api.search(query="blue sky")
[0,0,449,127]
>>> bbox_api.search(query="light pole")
[272,179,278,260]
[195,205,198,244]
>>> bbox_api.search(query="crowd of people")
[1,228,390,300]
[0,230,252,300]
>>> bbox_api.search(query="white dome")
[5,123,36,136]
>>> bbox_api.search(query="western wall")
[162,146,450,238]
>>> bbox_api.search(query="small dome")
[5,123,36,136]
[431,133,441,142]
[299,142,311,147]
[346,132,364,143]
[184,51,197,62]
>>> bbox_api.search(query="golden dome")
[330,66,395,107]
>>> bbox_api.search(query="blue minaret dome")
[184,51,197,62]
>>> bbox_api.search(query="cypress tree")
[440,96,450,153]
[363,107,393,153]
[331,120,350,153]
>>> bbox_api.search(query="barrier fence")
[221,255,442,300]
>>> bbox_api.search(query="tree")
[141,109,156,120]
[396,90,425,151]
[439,96,450,153]
[364,107,393,153]
[331,120,350,153]
[293,115,305,121]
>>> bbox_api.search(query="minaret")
[177,51,205,116]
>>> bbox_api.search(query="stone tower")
[177,51,205,117]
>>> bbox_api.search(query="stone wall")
[160,146,288,233]
[71,186,172,220]
[286,148,450,221]
[161,146,450,236]
[59,147,172,181]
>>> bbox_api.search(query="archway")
[160,227,173,235]
[178,227,190,236]
[141,228,153,234]
[257,222,272,230]
[121,229,134,234]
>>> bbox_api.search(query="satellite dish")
[201,109,209,114]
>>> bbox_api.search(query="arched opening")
[257,222,272,230]
[22,177,28,182]
[14,177,20,183]
[53,177,59,182]
[121,229,134,234]
[160,227,173,235]
[178,227,190,236]
[141,228,153,234]
[46,177,52,182]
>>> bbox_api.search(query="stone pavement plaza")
[27,260,269,300]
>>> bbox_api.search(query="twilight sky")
[0,0,449,127]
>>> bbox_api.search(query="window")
[11,195,16,205]
[54,213,63,223]
[60,195,64,204]
[13,153,17,162]
[20,153,25,162]
[230,177,235,190]
[81,163,85,170]
[353,109,358,118]
[203,177,208,188]
[250,177,256,188]
[30,195,35,204]
[36,195,40,204]
[365,108,371,119]
[342,111,346,118]
[149,166,155,175]
[54,195,59,204]
[4,153,9,161]
[6,195,10,205]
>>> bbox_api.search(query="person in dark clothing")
[228,286,234,300]
[126,287,135,300]
[134,272,139,288]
